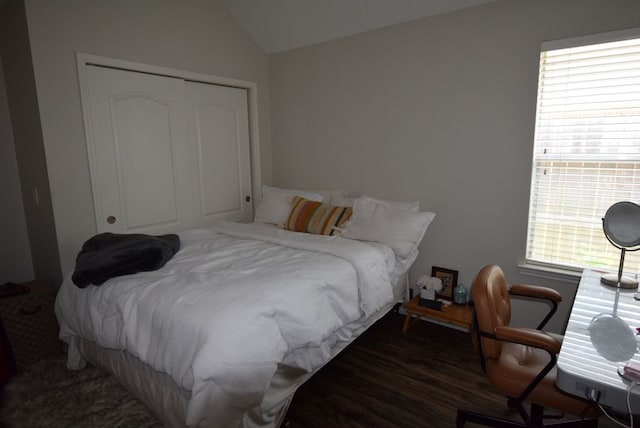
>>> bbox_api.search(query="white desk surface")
[556,269,640,413]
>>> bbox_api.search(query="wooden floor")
[284,311,622,428]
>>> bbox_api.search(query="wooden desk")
[402,295,473,333]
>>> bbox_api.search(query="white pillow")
[309,190,341,203]
[341,196,435,263]
[330,193,357,207]
[331,194,420,211]
[254,185,324,226]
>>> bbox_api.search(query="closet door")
[85,65,192,234]
[83,65,254,235]
[185,82,252,224]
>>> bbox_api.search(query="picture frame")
[431,266,458,301]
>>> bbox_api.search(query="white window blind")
[526,31,640,275]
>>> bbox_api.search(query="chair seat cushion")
[486,341,600,418]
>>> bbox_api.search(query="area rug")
[0,356,161,427]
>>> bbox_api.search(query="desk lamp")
[601,201,640,289]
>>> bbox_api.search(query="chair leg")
[456,408,522,428]
[506,397,530,423]
[542,419,598,427]
[530,403,544,426]
[457,407,599,428]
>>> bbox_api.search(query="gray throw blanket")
[72,232,180,288]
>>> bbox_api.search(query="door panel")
[86,65,191,234]
[113,96,178,228]
[185,82,252,224]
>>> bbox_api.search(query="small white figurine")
[417,275,443,300]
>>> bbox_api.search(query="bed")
[55,188,435,427]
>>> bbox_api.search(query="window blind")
[526,32,640,274]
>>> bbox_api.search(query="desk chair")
[456,264,601,427]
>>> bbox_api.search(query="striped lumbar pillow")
[284,196,353,236]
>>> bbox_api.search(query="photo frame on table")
[432,266,458,301]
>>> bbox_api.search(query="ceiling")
[222,0,496,54]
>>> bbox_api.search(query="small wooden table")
[402,295,473,333]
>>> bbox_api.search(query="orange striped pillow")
[284,196,353,236]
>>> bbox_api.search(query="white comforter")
[55,222,395,427]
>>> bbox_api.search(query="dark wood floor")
[284,311,623,428]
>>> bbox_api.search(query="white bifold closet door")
[85,65,252,234]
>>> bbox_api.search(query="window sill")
[518,263,581,285]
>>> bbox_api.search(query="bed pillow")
[341,196,435,262]
[332,194,420,212]
[329,193,357,207]
[362,195,420,212]
[254,185,324,226]
[284,196,353,236]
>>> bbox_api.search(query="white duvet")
[55,222,396,427]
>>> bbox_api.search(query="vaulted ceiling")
[223,0,497,54]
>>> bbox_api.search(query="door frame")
[75,52,262,223]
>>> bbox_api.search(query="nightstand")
[402,295,473,333]
[0,281,62,370]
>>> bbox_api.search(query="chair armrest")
[510,284,562,303]
[494,326,562,354]
[509,284,562,330]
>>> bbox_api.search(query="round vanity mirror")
[601,201,640,288]
[603,202,640,248]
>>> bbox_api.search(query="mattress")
[56,222,409,427]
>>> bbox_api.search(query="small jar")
[453,283,468,305]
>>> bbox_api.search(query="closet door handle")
[107,216,117,224]
[245,195,251,202]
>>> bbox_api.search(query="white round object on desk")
[588,313,637,362]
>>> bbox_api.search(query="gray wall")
[269,0,640,330]
[21,0,271,277]
[0,55,34,283]
[0,0,60,286]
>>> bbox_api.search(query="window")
[526,29,640,275]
